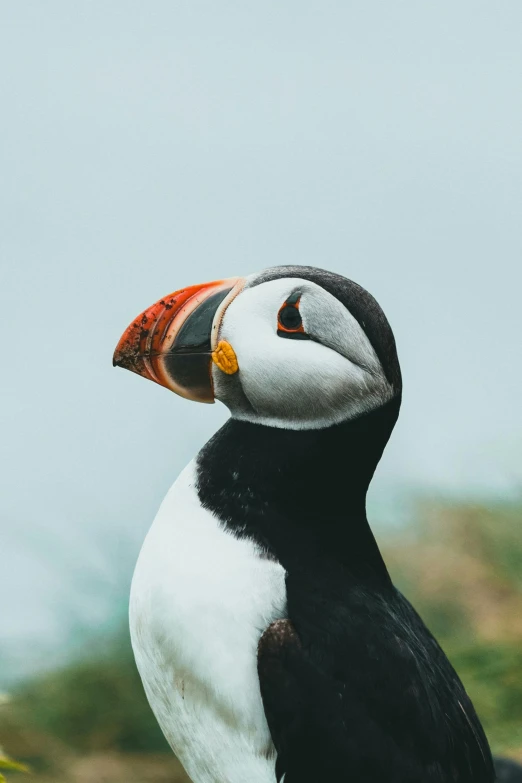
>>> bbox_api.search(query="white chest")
[129,461,287,783]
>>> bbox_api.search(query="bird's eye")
[277,292,309,340]
[279,304,302,330]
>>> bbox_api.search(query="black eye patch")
[285,291,301,306]
[277,291,311,340]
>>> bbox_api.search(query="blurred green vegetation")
[385,499,522,757]
[0,751,30,783]
[1,498,521,780]
[13,637,169,755]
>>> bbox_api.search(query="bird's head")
[113,265,401,431]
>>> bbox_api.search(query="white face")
[212,277,394,430]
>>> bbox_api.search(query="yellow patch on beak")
[212,340,239,375]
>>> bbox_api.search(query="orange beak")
[113,277,243,402]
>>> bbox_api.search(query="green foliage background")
[1,499,521,781]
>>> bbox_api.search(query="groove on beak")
[113,277,243,402]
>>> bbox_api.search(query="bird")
[113,265,518,783]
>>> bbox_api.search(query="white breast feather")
[129,461,287,783]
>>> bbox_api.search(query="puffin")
[113,265,499,783]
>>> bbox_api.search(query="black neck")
[196,396,401,586]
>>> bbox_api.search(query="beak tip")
[112,343,125,369]
[112,341,138,372]
[113,276,243,399]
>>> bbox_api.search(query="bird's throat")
[196,396,401,583]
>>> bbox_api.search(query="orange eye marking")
[277,293,305,334]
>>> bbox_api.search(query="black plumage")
[196,266,496,783]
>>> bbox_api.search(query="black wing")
[257,619,382,783]
[258,607,496,783]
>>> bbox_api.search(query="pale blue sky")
[1,1,521,682]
